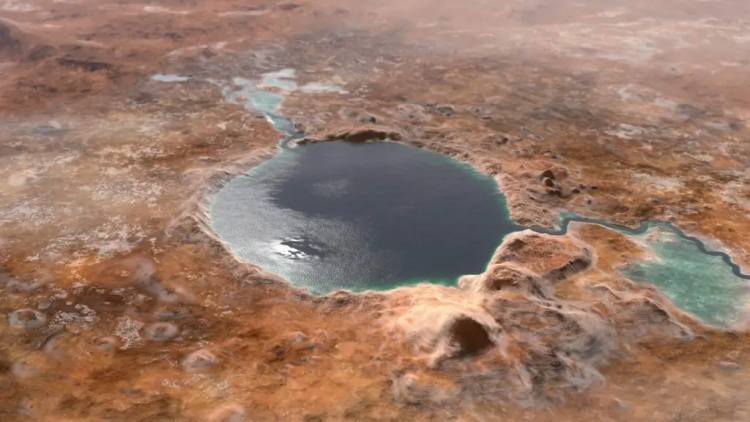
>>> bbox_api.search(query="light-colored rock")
[182,348,218,372]
[8,308,47,329]
[207,403,246,422]
[144,322,180,341]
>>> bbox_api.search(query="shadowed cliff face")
[1,0,749,420]
[0,21,23,59]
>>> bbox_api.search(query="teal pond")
[541,214,750,328]
[208,69,749,328]
[620,226,750,328]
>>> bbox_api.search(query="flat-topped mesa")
[297,124,404,144]
[491,230,593,283]
[459,262,547,297]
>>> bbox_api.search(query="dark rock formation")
[299,125,403,144]
[0,21,23,60]
[449,316,494,357]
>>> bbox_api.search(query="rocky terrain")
[1,0,749,420]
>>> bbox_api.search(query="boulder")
[8,309,46,330]
[182,348,218,372]
[143,322,179,341]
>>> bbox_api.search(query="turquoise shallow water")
[622,228,749,327]
[209,69,749,327]
[536,214,750,328]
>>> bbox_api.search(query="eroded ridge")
[384,229,697,407]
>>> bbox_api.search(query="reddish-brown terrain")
[1,0,749,420]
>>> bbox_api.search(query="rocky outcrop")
[391,286,502,367]
[0,20,24,60]
[459,262,546,296]
[492,230,593,282]
[206,404,247,422]
[448,316,494,357]
[0,20,55,63]
[385,229,695,406]
[298,125,404,144]
[8,308,47,330]
[182,348,219,372]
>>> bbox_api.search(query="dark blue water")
[210,141,520,294]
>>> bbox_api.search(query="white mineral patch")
[1,1,36,12]
[143,5,189,15]
[182,348,219,372]
[258,68,298,91]
[616,84,680,115]
[75,40,106,48]
[605,123,645,139]
[595,8,627,19]
[300,82,348,94]
[115,316,144,350]
[0,200,53,227]
[214,69,347,118]
[720,180,750,211]
[632,172,684,192]
[7,169,38,186]
[151,74,190,82]
[219,9,268,17]
[687,153,714,163]
[89,221,143,257]
[50,304,97,330]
